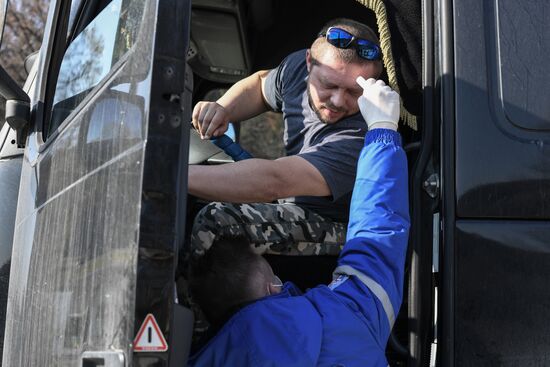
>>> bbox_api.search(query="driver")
[188,78,409,366]
[189,18,384,257]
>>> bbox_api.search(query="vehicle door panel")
[449,0,550,365]
[454,0,550,219]
[3,0,192,366]
[0,126,23,361]
[455,221,550,366]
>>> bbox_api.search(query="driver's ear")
[306,49,312,73]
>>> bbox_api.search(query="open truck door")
[2,0,193,365]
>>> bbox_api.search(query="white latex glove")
[356,77,400,131]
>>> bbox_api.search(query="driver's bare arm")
[188,156,331,202]
[192,70,272,139]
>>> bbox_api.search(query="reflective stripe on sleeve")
[333,265,396,328]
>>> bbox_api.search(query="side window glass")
[48,0,145,138]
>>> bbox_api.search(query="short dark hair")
[188,235,269,328]
[311,18,381,66]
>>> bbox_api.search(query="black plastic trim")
[440,0,456,365]
[41,0,72,141]
[406,0,437,365]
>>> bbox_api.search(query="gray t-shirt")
[263,49,367,222]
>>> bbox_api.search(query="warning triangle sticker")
[133,314,168,352]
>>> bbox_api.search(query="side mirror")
[0,65,30,147]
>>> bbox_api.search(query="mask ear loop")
[267,275,284,295]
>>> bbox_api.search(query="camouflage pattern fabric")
[191,202,347,257]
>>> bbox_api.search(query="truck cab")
[0,0,548,366]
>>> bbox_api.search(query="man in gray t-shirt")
[189,18,383,256]
[264,49,367,223]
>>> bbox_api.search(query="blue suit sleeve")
[330,129,410,341]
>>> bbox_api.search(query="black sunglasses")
[318,26,381,61]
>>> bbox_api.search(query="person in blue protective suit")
[187,77,409,367]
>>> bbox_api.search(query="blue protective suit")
[188,129,410,367]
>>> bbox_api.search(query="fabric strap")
[333,264,396,328]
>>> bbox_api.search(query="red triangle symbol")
[133,314,168,352]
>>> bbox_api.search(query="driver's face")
[306,49,381,124]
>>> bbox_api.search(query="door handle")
[81,350,125,367]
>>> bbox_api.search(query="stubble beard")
[306,81,345,125]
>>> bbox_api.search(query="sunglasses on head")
[318,26,381,61]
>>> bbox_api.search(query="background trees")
[0,0,50,119]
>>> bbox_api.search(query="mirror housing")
[0,65,30,147]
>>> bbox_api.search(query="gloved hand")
[356,77,400,131]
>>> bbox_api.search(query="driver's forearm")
[217,70,271,122]
[188,159,281,202]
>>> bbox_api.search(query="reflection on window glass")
[86,98,142,143]
[48,0,145,137]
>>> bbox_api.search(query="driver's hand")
[192,101,230,139]
[356,77,400,131]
